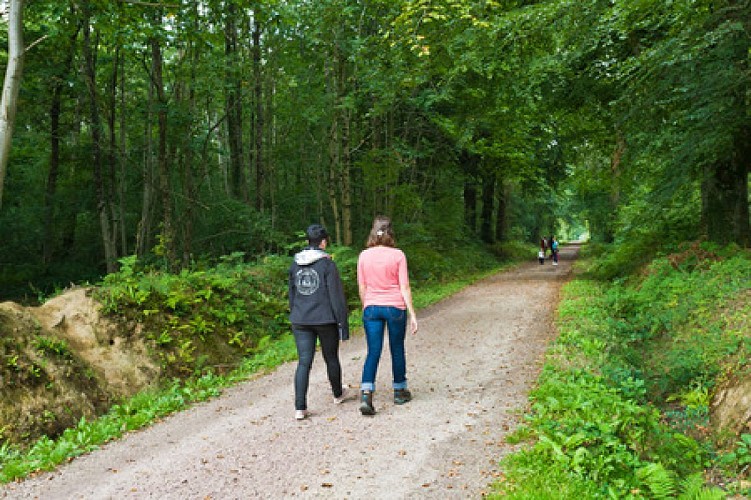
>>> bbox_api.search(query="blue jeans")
[360,305,408,392]
[293,324,342,410]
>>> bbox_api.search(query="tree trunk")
[118,50,127,254]
[0,0,25,210]
[225,4,246,202]
[136,80,155,258]
[461,151,480,234]
[606,132,626,244]
[464,180,477,234]
[180,4,200,266]
[266,66,277,231]
[701,127,751,246]
[341,104,353,246]
[325,42,343,244]
[43,25,78,265]
[480,170,495,244]
[252,13,264,212]
[107,48,121,256]
[150,25,177,268]
[82,6,117,273]
[495,179,509,243]
[43,77,63,266]
[327,116,342,244]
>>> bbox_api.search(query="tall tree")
[251,8,264,212]
[0,0,25,210]
[43,18,79,265]
[224,1,246,202]
[149,10,177,268]
[80,2,117,273]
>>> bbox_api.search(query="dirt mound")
[712,376,751,437]
[32,288,159,395]
[0,288,159,447]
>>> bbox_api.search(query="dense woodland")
[0,0,749,299]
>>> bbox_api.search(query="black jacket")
[288,247,350,340]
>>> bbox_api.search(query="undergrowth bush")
[490,240,538,262]
[403,237,504,283]
[95,252,294,377]
[94,237,502,379]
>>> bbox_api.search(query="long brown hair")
[366,215,396,248]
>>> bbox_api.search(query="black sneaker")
[394,389,412,405]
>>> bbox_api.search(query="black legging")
[292,324,342,410]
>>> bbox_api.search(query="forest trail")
[1,245,578,500]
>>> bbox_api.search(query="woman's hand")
[409,316,418,335]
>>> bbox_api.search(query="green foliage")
[676,473,726,500]
[593,243,751,402]
[495,244,749,497]
[96,253,295,377]
[489,459,601,499]
[501,365,702,495]
[327,245,360,311]
[401,232,502,284]
[33,336,71,359]
[636,463,676,499]
[490,241,539,262]
[719,434,751,476]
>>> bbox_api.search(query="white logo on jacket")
[296,268,320,295]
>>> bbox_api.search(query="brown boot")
[359,390,375,416]
[394,388,412,405]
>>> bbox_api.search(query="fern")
[677,473,726,500]
[636,462,676,499]
[678,473,705,498]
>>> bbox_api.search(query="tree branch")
[24,34,49,54]
[119,0,180,8]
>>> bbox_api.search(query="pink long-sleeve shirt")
[357,246,410,309]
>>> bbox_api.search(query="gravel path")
[1,245,577,500]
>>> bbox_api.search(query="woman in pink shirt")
[357,216,418,415]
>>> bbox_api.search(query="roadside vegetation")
[493,242,751,498]
[0,238,529,484]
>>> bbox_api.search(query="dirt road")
[1,245,576,499]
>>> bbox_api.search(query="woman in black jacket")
[288,224,350,420]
